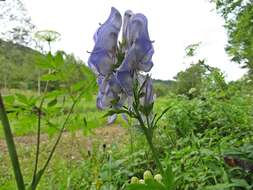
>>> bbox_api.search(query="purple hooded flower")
[126,14,152,48]
[96,74,126,109]
[122,10,134,47]
[88,7,155,113]
[117,13,154,94]
[140,76,154,107]
[88,7,122,76]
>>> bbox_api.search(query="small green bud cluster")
[130,170,163,184]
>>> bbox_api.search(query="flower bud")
[143,170,153,181]
[130,176,139,184]
[139,179,145,184]
[154,174,163,183]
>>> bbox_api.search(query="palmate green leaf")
[103,109,130,118]
[41,72,66,82]
[47,122,59,138]
[127,184,150,190]
[47,98,57,107]
[15,93,28,105]
[203,183,235,190]
[34,53,53,69]
[53,51,65,68]
[153,106,171,128]
[3,95,15,105]
[71,81,86,92]
[231,179,252,189]
[46,52,54,64]
[127,179,166,190]
[45,90,65,99]
[35,52,64,70]
[41,73,58,81]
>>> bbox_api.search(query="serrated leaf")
[127,179,166,190]
[83,116,87,127]
[203,183,235,190]
[3,95,15,105]
[35,54,53,69]
[153,107,171,128]
[45,90,65,99]
[15,93,28,105]
[47,98,57,107]
[103,109,130,118]
[231,179,251,188]
[127,184,150,190]
[41,73,58,81]
[54,51,64,67]
[71,81,85,92]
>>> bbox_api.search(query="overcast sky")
[22,0,246,81]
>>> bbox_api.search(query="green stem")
[30,80,95,190]
[0,93,25,190]
[133,105,164,176]
[30,96,78,190]
[144,130,164,176]
[31,80,49,188]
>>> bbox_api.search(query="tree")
[212,0,253,76]
[173,60,207,97]
[0,0,35,46]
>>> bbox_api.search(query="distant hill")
[153,79,175,97]
[0,39,42,89]
[0,39,93,91]
[153,79,174,86]
[0,39,174,96]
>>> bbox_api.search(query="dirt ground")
[0,124,127,159]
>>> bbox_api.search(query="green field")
[1,0,253,189]
[1,84,253,189]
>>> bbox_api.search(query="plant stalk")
[31,80,49,188]
[0,93,25,190]
[133,104,164,176]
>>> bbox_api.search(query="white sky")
[22,0,246,81]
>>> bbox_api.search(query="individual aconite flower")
[116,13,154,95]
[96,74,126,109]
[140,76,154,107]
[122,10,134,48]
[88,7,122,76]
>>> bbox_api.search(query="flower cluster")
[130,170,163,185]
[88,7,154,111]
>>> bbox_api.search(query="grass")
[1,89,253,189]
[0,89,107,137]
[0,88,132,189]
[0,125,128,189]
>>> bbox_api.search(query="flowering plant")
[88,7,174,190]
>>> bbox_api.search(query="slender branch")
[132,88,165,176]
[0,93,25,190]
[30,80,95,190]
[145,132,164,176]
[145,112,164,175]
[32,41,52,187]
[31,80,49,187]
